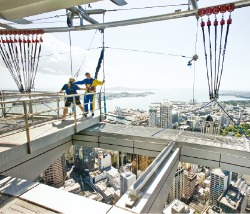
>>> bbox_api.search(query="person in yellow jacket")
[74,72,104,116]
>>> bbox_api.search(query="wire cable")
[105,47,192,58]
[74,30,98,78]
[192,19,199,105]
[68,31,73,76]
[106,3,188,12]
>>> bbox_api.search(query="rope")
[192,19,199,105]
[74,30,98,78]
[105,47,192,58]
[106,3,188,12]
[215,16,224,98]
[68,31,73,76]
[216,15,231,93]
[201,20,212,99]
[214,17,218,98]
[215,101,250,140]
[207,18,214,98]
[102,13,106,116]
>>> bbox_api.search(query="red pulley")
[6,39,10,43]
[227,18,232,25]
[14,39,18,43]
[206,7,213,16]
[40,38,43,43]
[200,20,205,27]
[228,4,235,12]
[220,5,228,13]
[2,40,6,43]
[28,39,32,43]
[213,6,220,14]
[198,9,206,17]
[214,19,218,26]
[23,39,27,43]
[220,19,225,25]
[9,39,14,43]
[18,39,22,43]
[207,19,212,26]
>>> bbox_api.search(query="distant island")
[220,91,250,99]
[105,92,154,100]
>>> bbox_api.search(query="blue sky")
[0,0,249,91]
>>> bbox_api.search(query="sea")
[105,88,250,111]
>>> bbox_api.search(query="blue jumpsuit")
[74,78,103,112]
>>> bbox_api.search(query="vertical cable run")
[192,19,199,105]
[68,31,73,76]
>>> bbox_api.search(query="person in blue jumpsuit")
[59,77,86,120]
[74,72,104,116]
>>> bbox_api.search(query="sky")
[0,0,249,92]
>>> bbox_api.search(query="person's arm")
[92,79,105,86]
[75,85,86,91]
[59,84,66,93]
[74,79,86,85]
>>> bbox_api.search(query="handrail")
[0,91,105,154]
[129,141,175,197]
[0,92,103,104]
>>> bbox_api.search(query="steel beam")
[0,0,248,33]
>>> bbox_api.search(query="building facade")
[120,171,136,196]
[43,154,66,188]
[167,164,184,204]
[149,107,158,127]
[209,168,228,205]
[160,101,173,128]
[183,171,197,203]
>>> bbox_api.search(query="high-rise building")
[167,164,184,204]
[160,101,173,128]
[217,185,247,213]
[183,171,197,203]
[163,199,195,214]
[234,175,250,213]
[73,146,96,171]
[209,168,229,205]
[43,154,66,188]
[149,107,157,127]
[98,153,112,170]
[120,171,136,196]
[138,155,155,172]
[232,172,239,182]
[82,147,95,171]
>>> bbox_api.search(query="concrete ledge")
[181,146,220,161]
[180,155,220,169]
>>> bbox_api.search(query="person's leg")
[76,97,86,116]
[90,94,95,116]
[62,98,71,120]
[62,108,68,120]
[84,95,89,113]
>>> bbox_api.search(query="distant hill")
[106,86,154,92]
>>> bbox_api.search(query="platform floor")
[0,114,98,153]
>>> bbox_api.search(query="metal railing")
[128,141,175,197]
[0,90,105,154]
